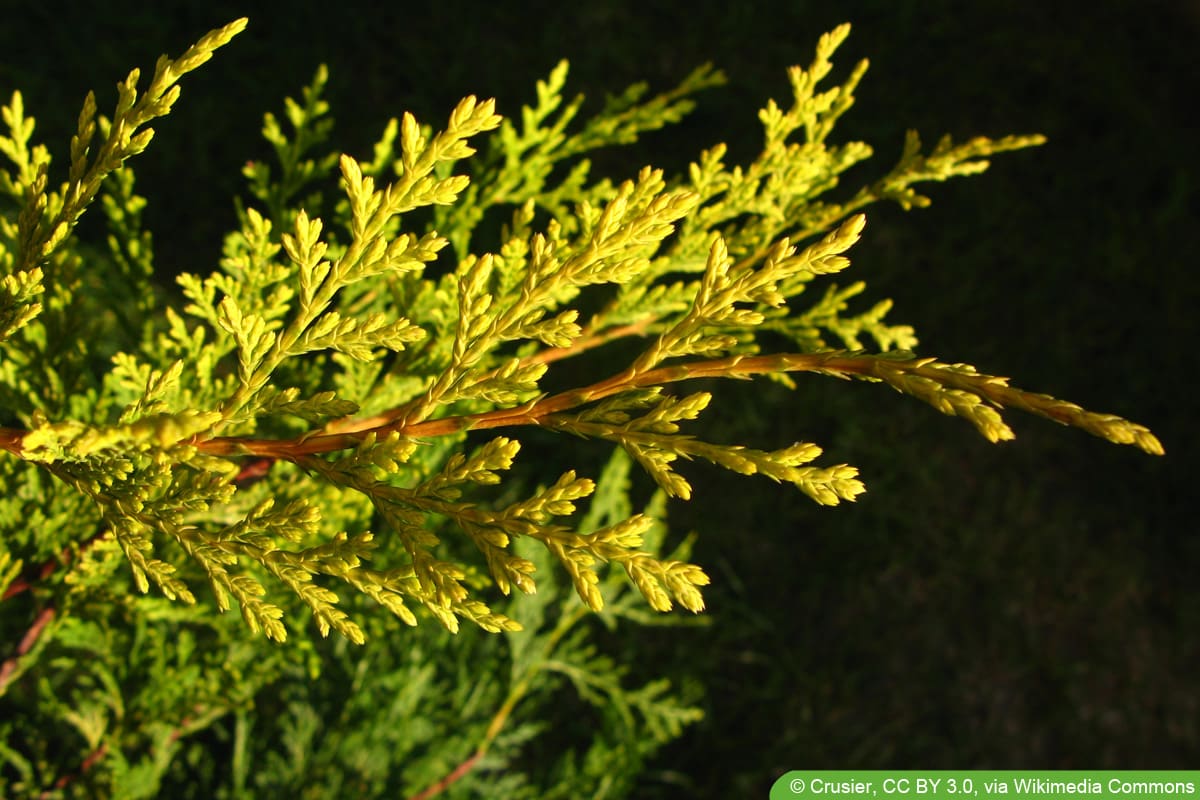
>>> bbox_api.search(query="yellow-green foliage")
[0,19,1160,647]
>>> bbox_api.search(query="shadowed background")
[2,0,1196,794]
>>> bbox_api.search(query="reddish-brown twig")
[0,605,55,694]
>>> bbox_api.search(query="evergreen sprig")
[0,19,1161,651]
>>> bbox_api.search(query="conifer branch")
[184,349,1163,463]
[0,19,1160,649]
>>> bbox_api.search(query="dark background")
[2,0,1196,793]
